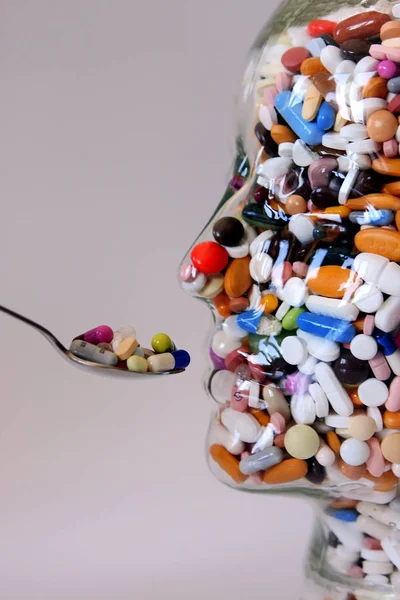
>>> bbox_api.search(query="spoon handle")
[0,304,68,354]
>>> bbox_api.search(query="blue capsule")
[316,101,336,131]
[373,331,397,356]
[171,349,191,369]
[349,209,394,226]
[297,313,356,343]
[274,91,323,146]
[333,509,358,523]
[237,310,263,334]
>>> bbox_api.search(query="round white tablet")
[340,438,370,466]
[352,283,384,313]
[350,334,378,360]
[358,378,389,407]
[280,336,307,365]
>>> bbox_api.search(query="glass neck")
[300,500,399,600]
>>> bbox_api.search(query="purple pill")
[378,60,398,80]
[84,325,114,345]
[209,346,227,370]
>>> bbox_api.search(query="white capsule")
[221,408,261,443]
[306,296,359,321]
[377,262,400,296]
[213,423,245,455]
[375,296,400,333]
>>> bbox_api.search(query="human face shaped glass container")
[179,0,400,593]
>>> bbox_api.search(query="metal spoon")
[0,305,185,378]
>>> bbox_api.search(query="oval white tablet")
[352,283,384,314]
[280,336,307,365]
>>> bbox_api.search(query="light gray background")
[0,1,311,598]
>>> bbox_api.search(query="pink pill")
[276,72,292,93]
[179,263,197,282]
[285,372,309,395]
[292,261,309,278]
[366,437,385,478]
[348,566,364,579]
[248,360,268,383]
[363,537,383,550]
[385,376,400,412]
[270,412,286,434]
[249,472,263,484]
[83,325,113,345]
[395,329,400,349]
[307,200,319,212]
[368,351,391,381]
[383,138,398,158]
[369,45,388,60]
[271,261,292,288]
[263,86,278,106]
[363,315,375,336]
[384,47,400,63]
[378,60,398,79]
[225,347,248,372]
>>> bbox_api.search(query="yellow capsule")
[325,206,352,218]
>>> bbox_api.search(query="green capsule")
[282,307,306,331]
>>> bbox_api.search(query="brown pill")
[380,20,400,41]
[346,193,400,211]
[285,194,307,215]
[333,11,390,44]
[274,433,286,449]
[213,292,231,318]
[270,124,297,144]
[383,411,400,429]
[396,210,400,231]
[355,228,400,261]
[312,71,336,99]
[229,296,250,313]
[327,431,341,455]
[300,57,327,76]
[263,458,308,484]
[224,256,252,298]
[363,77,388,99]
[248,408,270,427]
[364,469,399,492]
[338,458,367,480]
[367,109,398,142]
[209,445,247,484]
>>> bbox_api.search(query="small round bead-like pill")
[378,60,398,80]
[151,333,174,353]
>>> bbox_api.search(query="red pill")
[191,241,229,274]
[307,19,337,37]
[281,47,311,74]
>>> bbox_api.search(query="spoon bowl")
[0,305,186,379]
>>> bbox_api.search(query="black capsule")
[267,231,299,263]
[310,186,339,209]
[212,216,244,247]
[333,350,370,386]
[340,39,371,62]
[280,167,311,200]
[305,457,326,485]
[329,171,346,194]
[254,122,279,156]
[350,170,387,198]
[319,33,339,47]
[313,221,349,243]
[242,203,287,230]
